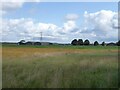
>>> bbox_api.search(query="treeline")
[71,39,120,46]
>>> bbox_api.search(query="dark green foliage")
[101,42,105,46]
[106,43,116,46]
[18,40,26,45]
[20,40,25,43]
[78,39,83,45]
[94,41,99,46]
[71,39,78,45]
[84,39,90,45]
[116,40,120,46]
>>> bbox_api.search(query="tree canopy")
[84,39,90,45]
[78,39,83,45]
[94,41,99,46]
[71,39,78,45]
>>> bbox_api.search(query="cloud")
[83,10,118,42]
[2,17,80,43]
[1,1,24,14]
[1,10,118,43]
[62,20,79,33]
[1,0,41,2]
[58,14,80,34]
[65,14,79,21]
[1,0,41,15]
[1,18,62,42]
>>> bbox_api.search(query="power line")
[40,32,42,41]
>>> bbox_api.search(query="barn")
[41,42,50,46]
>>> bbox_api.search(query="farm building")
[18,40,51,46]
[41,42,50,46]
[34,42,41,45]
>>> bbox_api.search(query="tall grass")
[2,46,118,88]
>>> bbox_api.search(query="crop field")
[2,45,119,88]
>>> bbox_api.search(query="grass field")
[2,44,118,88]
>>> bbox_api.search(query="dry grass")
[2,47,117,59]
[2,46,118,88]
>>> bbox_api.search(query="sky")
[1,1,119,43]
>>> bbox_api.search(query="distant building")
[34,42,41,45]
[41,42,50,46]
[18,40,51,46]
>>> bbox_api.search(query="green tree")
[71,39,78,45]
[84,39,90,45]
[94,41,99,46]
[116,40,120,46]
[101,42,105,46]
[78,39,83,45]
[18,40,26,45]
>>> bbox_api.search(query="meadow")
[2,44,118,88]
